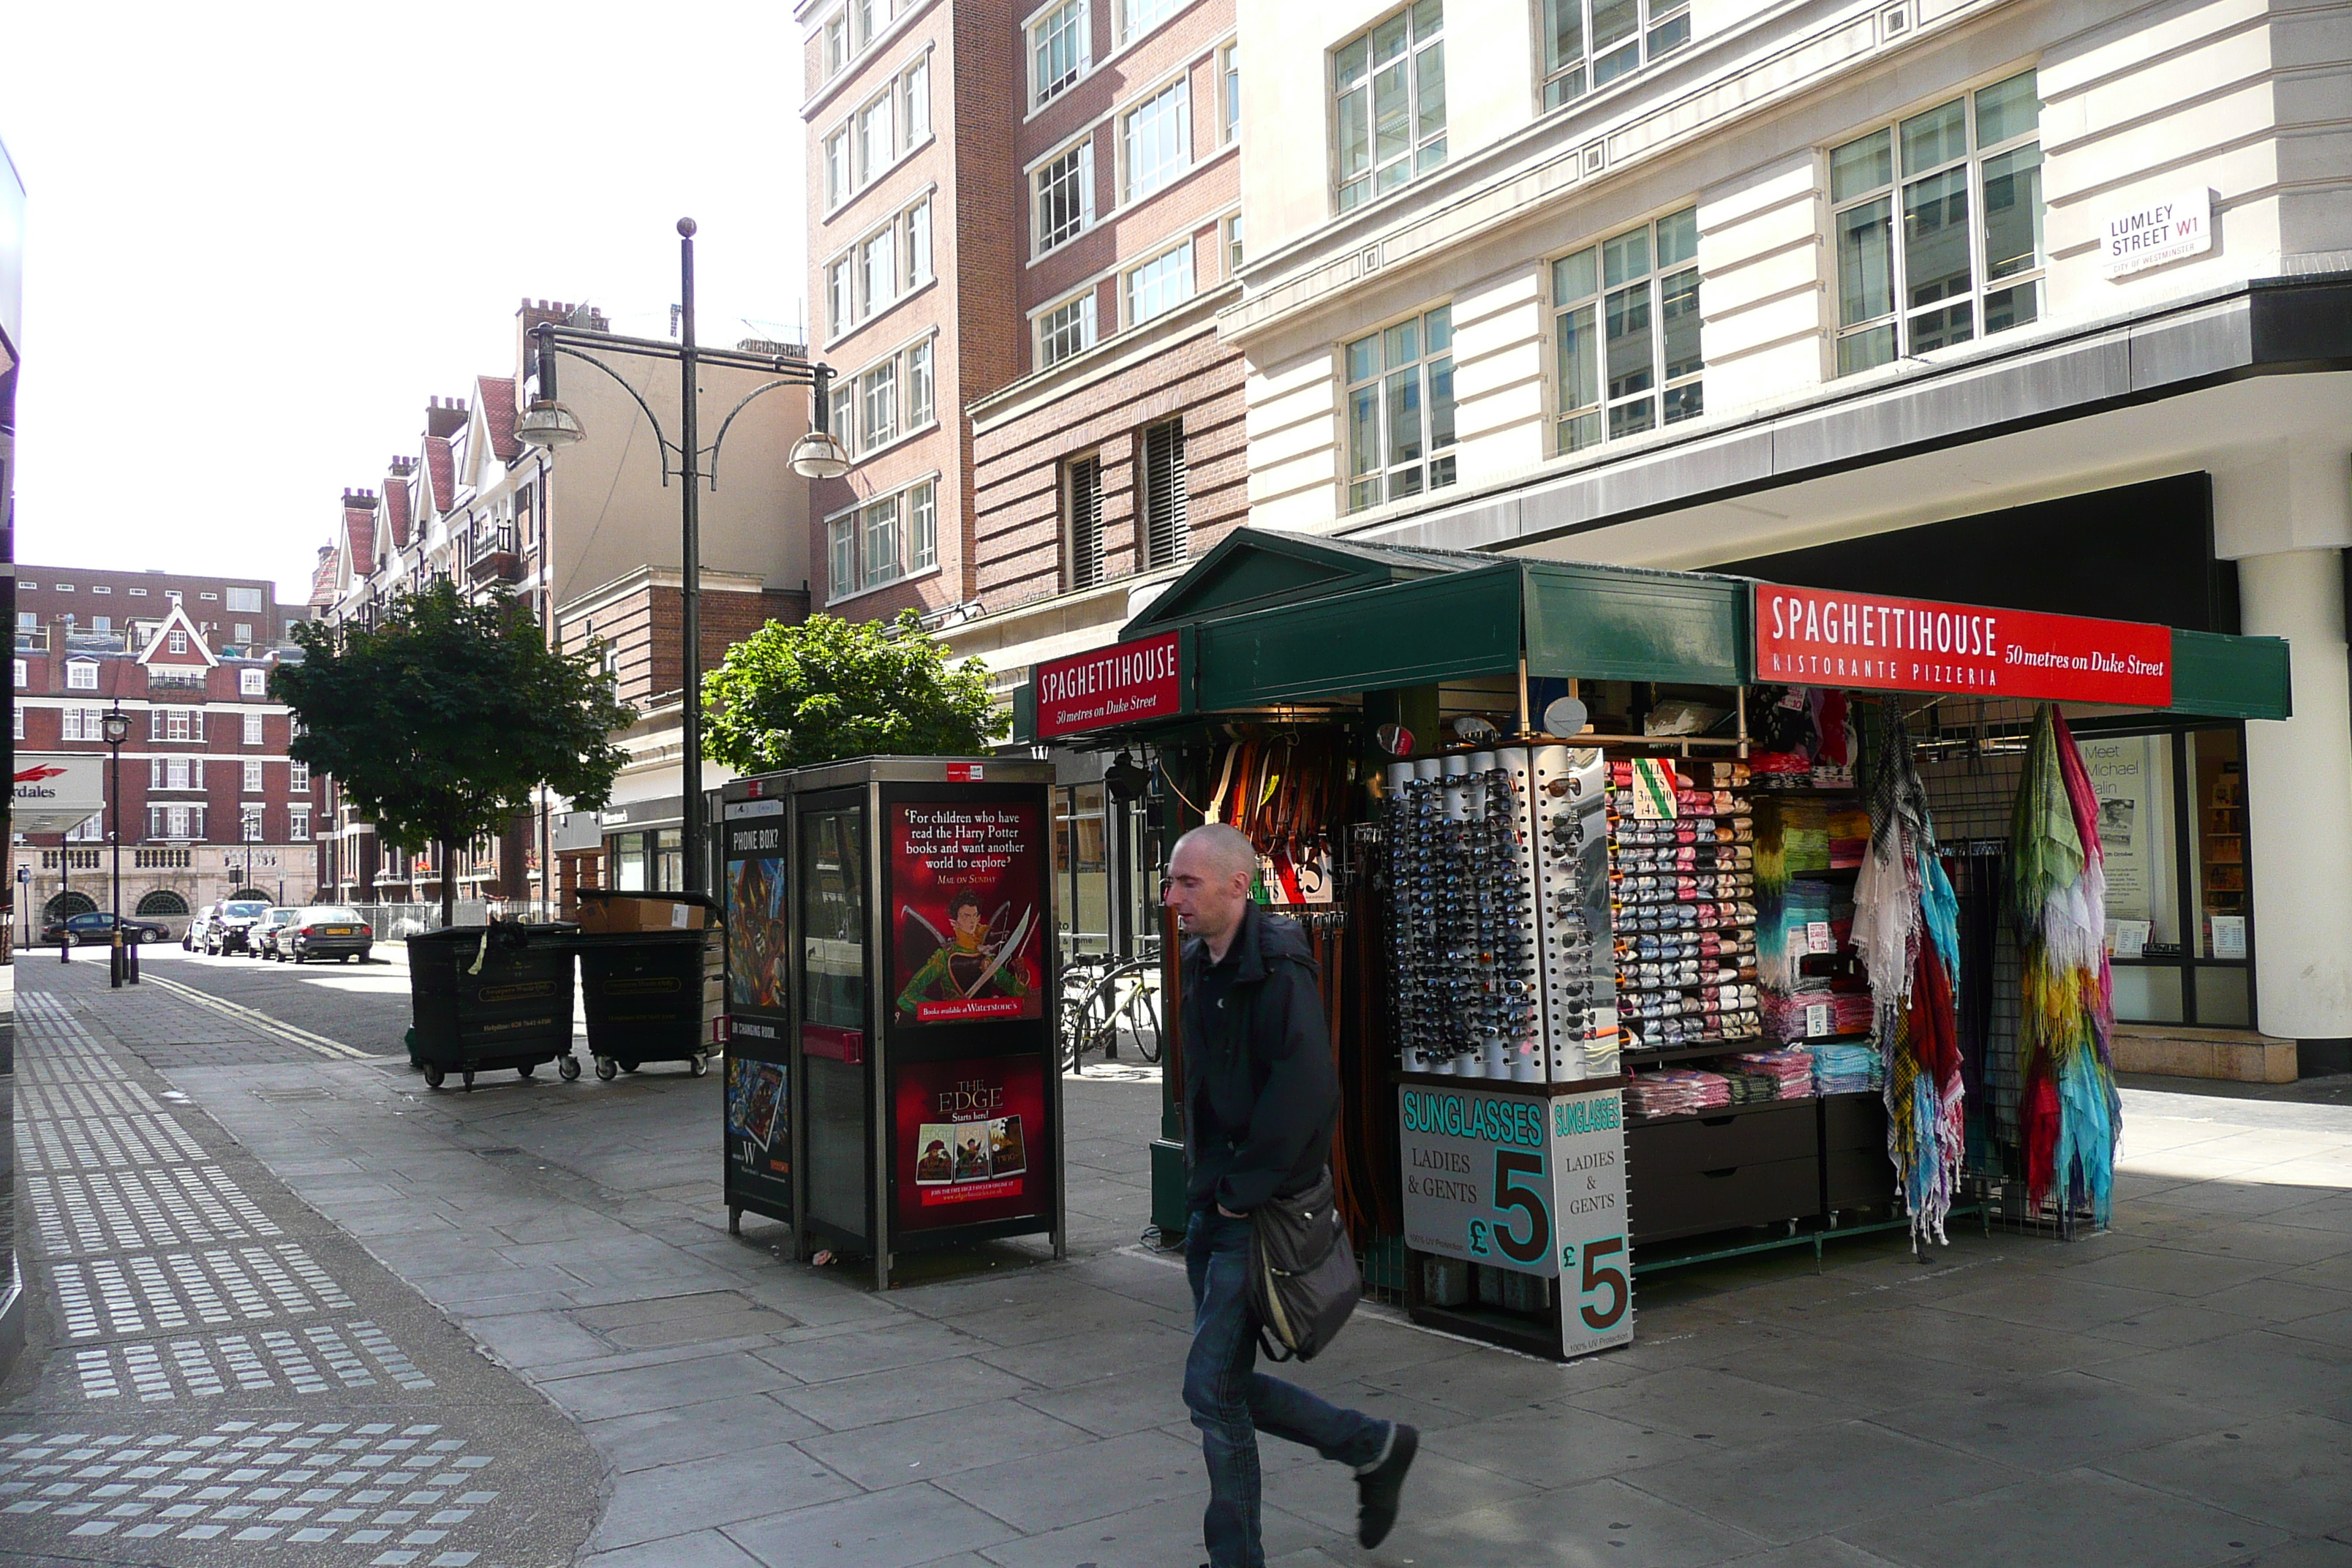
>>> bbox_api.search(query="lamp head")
[516,398,586,450]
[788,429,853,480]
[100,711,132,746]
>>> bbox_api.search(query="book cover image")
[892,1055,1048,1229]
[887,802,1045,1025]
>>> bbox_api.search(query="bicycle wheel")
[1128,982,1164,1063]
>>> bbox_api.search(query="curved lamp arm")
[542,342,681,485]
[704,377,815,489]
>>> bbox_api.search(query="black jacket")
[1181,902,1336,1214]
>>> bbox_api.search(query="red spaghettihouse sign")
[1032,630,1186,739]
[1753,584,2174,707]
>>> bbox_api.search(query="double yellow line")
[140,973,377,1061]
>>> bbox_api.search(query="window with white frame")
[905,339,935,428]
[827,259,853,336]
[91,584,111,595]
[832,199,933,337]
[1221,42,1240,143]
[1030,0,1088,106]
[10,704,20,741]
[67,660,97,690]
[1126,242,1195,325]
[900,55,931,143]
[1036,291,1097,368]
[67,813,103,842]
[239,667,265,696]
[290,807,311,841]
[829,382,855,451]
[1539,0,1689,109]
[824,10,849,77]
[904,199,932,288]
[244,759,265,794]
[149,804,201,840]
[233,622,251,644]
[95,616,113,633]
[1831,70,2043,376]
[860,359,900,452]
[152,756,197,790]
[1122,80,1189,201]
[862,227,897,317]
[826,128,853,207]
[1553,206,1701,453]
[244,710,264,745]
[1035,140,1096,252]
[1334,2,1445,212]
[1225,213,1243,275]
[856,94,894,184]
[168,630,187,653]
[1065,454,1106,589]
[10,659,22,688]
[227,586,263,613]
[61,706,104,741]
[828,478,940,598]
[1117,0,1179,45]
[1344,304,1456,512]
[242,806,264,842]
[291,761,309,792]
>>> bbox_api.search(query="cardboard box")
[575,892,708,932]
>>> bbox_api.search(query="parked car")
[41,910,170,947]
[252,907,302,960]
[286,906,374,964]
[204,899,274,956]
[184,902,222,950]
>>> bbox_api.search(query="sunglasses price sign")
[1398,1082,1633,1355]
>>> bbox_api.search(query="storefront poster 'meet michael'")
[890,802,1045,1023]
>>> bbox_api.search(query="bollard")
[60,932,70,962]
[110,934,124,988]
[127,936,140,984]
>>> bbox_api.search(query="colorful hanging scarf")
[1852,704,1966,1243]
[2008,706,2122,1223]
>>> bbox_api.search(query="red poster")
[888,802,1046,1025]
[1033,630,1184,738]
[1753,584,2173,706]
[894,1055,1049,1229]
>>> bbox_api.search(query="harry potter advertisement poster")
[894,1054,1048,1229]
[887,802,1045,1025]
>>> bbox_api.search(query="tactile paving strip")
[50,1244,358,1339]
[69,1322,436,1403]
[21,1111,208,1172]
[0,1421,496,1563]
[19,1080,173,1120]
[29,1166,282,1256]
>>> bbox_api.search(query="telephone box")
[720,756,1063,1289]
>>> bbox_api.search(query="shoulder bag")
[1248,1167,1361,1362]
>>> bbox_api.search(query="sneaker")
[1355,1423,1419,1548]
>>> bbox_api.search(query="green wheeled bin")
[576,924,724,1080]
[406,923,581,1090]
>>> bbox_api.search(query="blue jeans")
[1184,1208,1387,1568]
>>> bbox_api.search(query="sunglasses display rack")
[1383,749,1550,1080]
[1606,759,1764,1071]
[1532,745,1617,1079]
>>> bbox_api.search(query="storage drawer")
[1631,1154,1821,1245]
[1629,1100,1816,1173]
[1824,1145,1897,1212]
[1821,1093,1887,1155]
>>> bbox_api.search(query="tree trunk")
[437,836,456,930]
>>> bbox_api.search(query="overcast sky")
[3,1,807,605]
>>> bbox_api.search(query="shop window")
[1831,69,2043,375]
[2080,723,2253,1028]
[1066,454,1106,590]
[1344,304,1456,512]
[1553,206,1702,453]
[1333,1,1445,213]
[1539,0,1690,110]
[614,832,649,892]
[1141,420,1188,570]
[1055,783,1113,957]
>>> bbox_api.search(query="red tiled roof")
[309,546,340,609]
[342,506,376,576]
[424,437,456,514]
[477,375,520,462]
[384,480,413,549]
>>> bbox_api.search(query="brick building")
[12,587,318,928]
[312,299,813,908]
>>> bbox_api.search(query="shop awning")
[1014,530,2291,741]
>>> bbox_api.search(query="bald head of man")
[1164,823,1258,960]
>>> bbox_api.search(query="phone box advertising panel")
[894,1055,1049,1229]
[887,802,1046,1025]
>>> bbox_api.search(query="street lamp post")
[516,219,848,896]
[102,707,132,987]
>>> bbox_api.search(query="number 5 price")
[1559,1235,1629,1330]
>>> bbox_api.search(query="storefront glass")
[1052,783,1112,958]
[656,827,684,893]
[614,833,649,892]
[2080,723,2253,1028]
[802,807,865,1029]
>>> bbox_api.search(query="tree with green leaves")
[274,584,636,927]
[702,610,1003,774]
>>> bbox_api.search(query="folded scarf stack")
[1808,1041,1882,1094]
[1625,1068,1732,1120]
[1826,799,1871,869]
[1723,1047,1816,1099]
[1763,988,1874,1043]
[1760,879,1854,990]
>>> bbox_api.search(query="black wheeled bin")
[576,924,724,1080]
[407,923,581,1090]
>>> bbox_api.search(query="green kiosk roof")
[1014,529,2290,742]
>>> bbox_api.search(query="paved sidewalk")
[10,951,2352,1568]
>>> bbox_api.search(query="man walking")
[1164,823,1416,1568]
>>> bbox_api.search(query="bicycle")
[1068,954,1164,1072]
[1058,952,1117,1072]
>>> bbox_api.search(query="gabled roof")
[135,598,217,668]
[423,437,456,515]
[309,546,340,611]
[384,478,414,551]
[475,375,520,464]
[341,503,376,585]
[1122,528,1496,638]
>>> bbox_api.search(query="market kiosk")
[1019,529,2292,1360]
[720,756,1063,1290]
